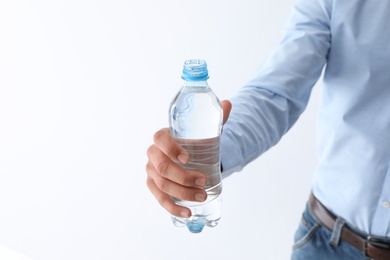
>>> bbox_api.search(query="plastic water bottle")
[169,59,223,233]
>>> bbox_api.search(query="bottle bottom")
[171,194,222,233]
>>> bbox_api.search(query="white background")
[0,0,321,259]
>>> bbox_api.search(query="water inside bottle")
[171,137,222,233]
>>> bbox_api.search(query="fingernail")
[180,211,190,218]
[195,178,206,187]
[195,193,206,202]
[178,154,188,164]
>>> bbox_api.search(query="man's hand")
[145,100,232,218]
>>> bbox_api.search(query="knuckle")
[156,161,170,176]
[178,170,196,186]
[165,143,178,158]
[179,188,192,201]
[145,161,153,174]
[145,176,154,189]
[177,172,189,186]
[146,145,156,158]
[155,177,168,193]
[153,129,166,144]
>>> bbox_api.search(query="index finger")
[153,128,189,164]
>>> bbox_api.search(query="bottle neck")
[183,80,209,88]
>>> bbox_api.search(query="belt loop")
[330,217,346,247]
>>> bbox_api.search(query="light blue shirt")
[221,0,390,237]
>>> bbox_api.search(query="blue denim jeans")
[291,204,367,260]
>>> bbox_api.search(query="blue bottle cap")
[181,59,209,81]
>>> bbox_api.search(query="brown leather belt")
[309,192,390,260]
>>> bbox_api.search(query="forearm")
[221,0,332,177]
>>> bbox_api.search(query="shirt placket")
[371,163,390,236]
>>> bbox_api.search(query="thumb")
[221,100,232,125]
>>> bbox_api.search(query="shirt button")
[383,201,390,208]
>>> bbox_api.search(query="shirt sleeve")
[221,0,332,178]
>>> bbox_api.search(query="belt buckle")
[368,236,390,249]
[363,236,390,258]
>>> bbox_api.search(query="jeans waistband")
[309,192,390,260]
